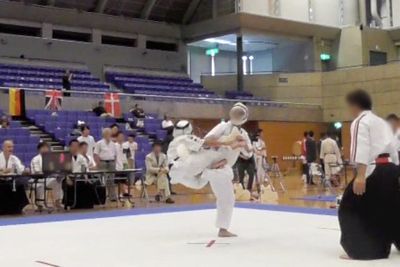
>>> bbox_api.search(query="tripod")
[269,156,286,192]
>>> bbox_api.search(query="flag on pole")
[104,93,121,117]
[9,88,25,116]
[45,90,63,111]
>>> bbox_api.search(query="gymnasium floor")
[4,173,398,267]
[1,204,400,267]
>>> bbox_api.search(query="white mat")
[0,208,399,267]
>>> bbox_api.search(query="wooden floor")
[16,171,347,218]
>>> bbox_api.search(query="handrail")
[0,86,322,109]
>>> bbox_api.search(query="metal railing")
[0,86,322,109]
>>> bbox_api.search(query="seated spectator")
[79,142,96,170]
[93,101,112,117]
[130,104,145,128]
[124,134,138,168]
[162,114,174,132]
[30,142,63,211]
[145,141,174,204]
[130,104,145,118]
[63,139,95,209]
[77,125,96,158]
[0,116,10,129]
[0,140,29,215]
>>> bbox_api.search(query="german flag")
[9,88,25,116]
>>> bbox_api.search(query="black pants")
[304,162,314,184]
[339,163,400,260]
[237,157,256,190]
[0,181,29,215]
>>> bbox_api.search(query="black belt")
[100,160,115,163]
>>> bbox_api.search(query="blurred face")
[128,136,135,143]
[82,128,90,136]
[229,107,247,126]
[347,103,360,119]
[39,145,50,155]
[2,141,14,155]
[117,133,125,143]
[80,145,88,155]
[103,129,111,141]
[153,145,162,155]
[111,126,119,135]
[69,142,79,154]
[387,119,400,133]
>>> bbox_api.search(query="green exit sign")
[320,53,331,61]
[206,48,219,56]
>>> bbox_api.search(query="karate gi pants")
[36,178,63,203]
[202,166,235,229]
[339,162,400,260]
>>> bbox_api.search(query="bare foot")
[340,254,353,260]
[218,229,238,238]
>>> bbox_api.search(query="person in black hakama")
[339,90,400,260]
[0,140,29,215]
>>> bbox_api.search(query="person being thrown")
[168,103,250,238]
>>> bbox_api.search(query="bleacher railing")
[0,86,321,109]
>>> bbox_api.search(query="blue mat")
[292,195,337,202]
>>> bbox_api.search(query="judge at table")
[0,140,29,215]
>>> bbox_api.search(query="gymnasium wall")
[202,72,323,105]
[0,33,186,79]
[322,62,400,122]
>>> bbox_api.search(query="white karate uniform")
[115,142,129,171]
[168,121,241,229]
[31,154,63,201]
[71,154,89,173]
[253,138,267,183]
[319,137,342,179]
[77,135,96,158]
[350,110,399,177]
[0,152,24,174]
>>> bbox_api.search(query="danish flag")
[104,93,121,117]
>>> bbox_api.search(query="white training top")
[253,138,267,158]
[123,141,138,160]
[30,154,43,174]
[115,142,129,171]
[350,110,399,176]
[94,139,117,161]
[71,154,88,173]
[77,135,96,158]
[0,152,24,174]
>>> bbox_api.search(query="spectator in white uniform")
[0,140,29,215]
[161,114,174,132]
[124,134,138,168]
[386,113,400,157]
[79,142,96,170]
[339,89,400,260]
[319,131,342,183]
[30,142,63,210]
[253,129,267,191]
[94,128,117,201]
[77,125,96,158]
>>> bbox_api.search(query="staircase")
[18,119,65,152]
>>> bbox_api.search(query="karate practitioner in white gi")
[319,132,342,182]
[168,103,250,237]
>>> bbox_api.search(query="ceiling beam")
[140,0,157,19]
[95,0,108,13]
[182,0,202,24]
